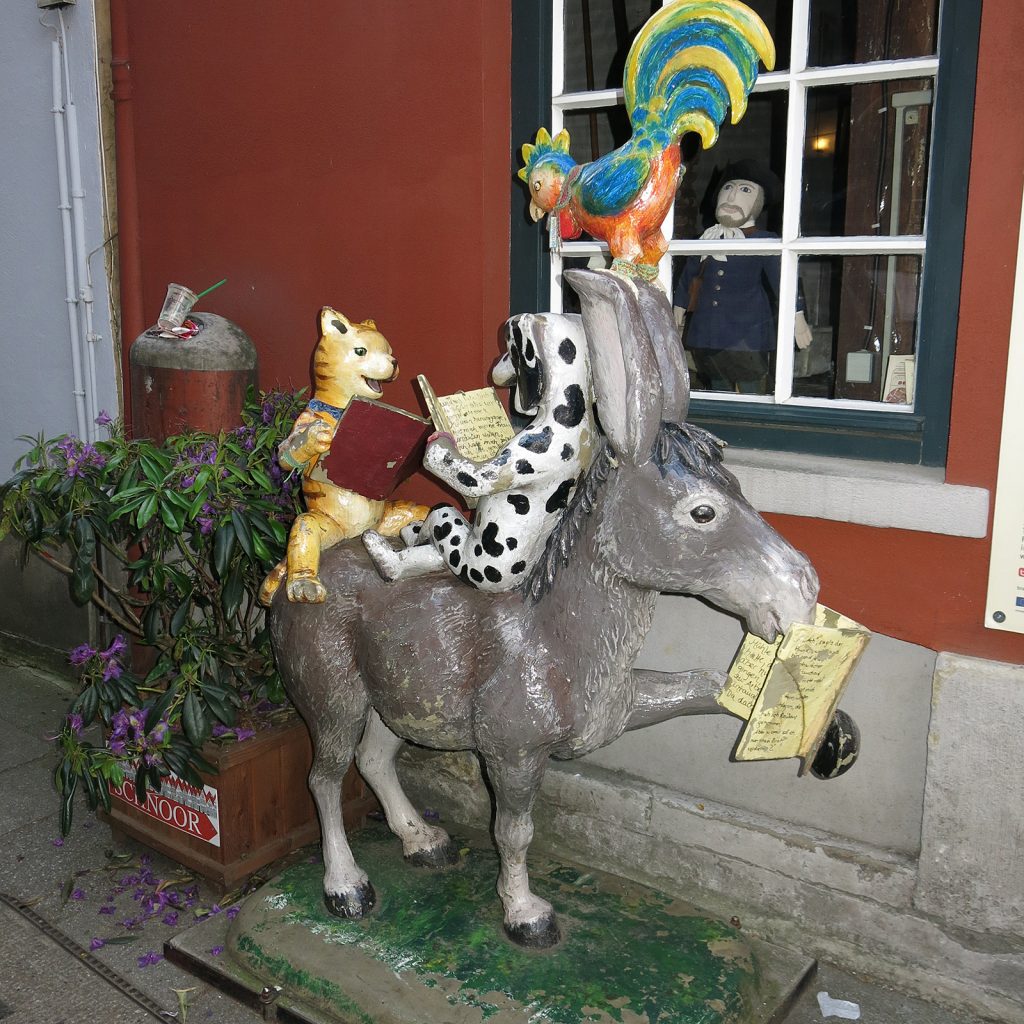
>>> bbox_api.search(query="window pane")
[672,254,778,397]
[559,255,612,315]
[796,254,921,403]
[808,0,939,67]
[562,0,792,95]
[802,80,933,237]
[673,91,789,240]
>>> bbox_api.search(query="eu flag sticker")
[1017,596,1024,608]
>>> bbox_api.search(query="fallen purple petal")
[98,905,116,915]
[71,888,86,901]
[226,906,240,920]
[52,838,65,848]
[90,937,105,951]
[162,911,179,927]
[137,950,163,967]
[209,945,224,956]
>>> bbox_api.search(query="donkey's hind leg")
[355,710,460,868]
[310,706,376,919]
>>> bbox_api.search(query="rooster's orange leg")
[640,229,669,266]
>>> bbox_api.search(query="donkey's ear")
[635,282,690,424]
[565,269,662,465]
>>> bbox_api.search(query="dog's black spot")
[410,523,421,534]
[484,566,503,584]
[545,478,576,514]
[474,544,483,556]
[470,568,484,584]
[511,560,527,574]
[457,471,478,488]
[493,448,511,467]
[331,318,348,334]
[524,337,535,362]
[515,459,535,475]
[561,443,574,461]
[558,337,577,363]
[459,564,471,584]
[511,322,523,349]
[506,536,518,550]
[507,494,530,515]
[449,550,461,568]
[451,535,461,546]
[432,522,453,541]
[481,522,504,557]
[518,426,553,454]
[554,384,586,428]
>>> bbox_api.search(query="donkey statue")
[270,269,847,949]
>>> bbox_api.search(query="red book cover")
[318,398,431,501]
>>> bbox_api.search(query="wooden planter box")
[99,716,376,890]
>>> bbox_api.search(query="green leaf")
[142,603,161,646]
[229,509,254,559]
[136,493,159,528]
[159,499,183,533]
[213,523,235,579]
[24,501,43,542]
[76,685,99,725]
[59,777,77,835]
[134,761,149,806]
[70,564,95,606]
[144,680,180,734]
[251,532,272,564]
[221,562,244,620]
[170,593,192,637]
[182,691,210,747]
[73,517,96,567]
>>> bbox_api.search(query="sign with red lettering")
[109,769,221,847]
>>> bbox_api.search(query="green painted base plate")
[170,824,813,1023]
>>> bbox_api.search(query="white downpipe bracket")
[51,39,89,442]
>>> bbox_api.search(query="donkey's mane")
[522,421,733,601]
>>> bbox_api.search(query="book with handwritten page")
[416,375,515,463]
[317,397,431,501]
[717,605,870,774]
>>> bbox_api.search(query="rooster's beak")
[529,200,547,223]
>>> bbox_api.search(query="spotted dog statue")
[363,312,596,591]
[259,308,429,606]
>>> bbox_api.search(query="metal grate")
[0,891,168,1021]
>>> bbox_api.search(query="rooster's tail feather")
[624,0,775,148]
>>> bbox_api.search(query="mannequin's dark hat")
[716,159,782,205]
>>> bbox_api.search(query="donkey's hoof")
[811,709,860,780]
[323,881,376,919]
[405,838,461,869]
[504,913,561,949]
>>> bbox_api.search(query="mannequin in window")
[673,160,812,395]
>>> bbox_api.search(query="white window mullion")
[774,0,810,405]
[549,0,566,311]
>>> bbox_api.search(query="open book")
[317,397,431,501]
[717,605,870,774]
[416,375,515,463]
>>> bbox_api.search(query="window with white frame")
[513,0,977,463]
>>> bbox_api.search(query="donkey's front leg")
[485,753,559,949]
[625,668,732,730]
[355,710,460,867]
[309,716,376,919]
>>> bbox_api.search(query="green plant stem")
[32,548,145,638]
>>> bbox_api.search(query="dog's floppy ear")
[320,307,353,336]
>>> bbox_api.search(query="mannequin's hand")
[794,310,813,350]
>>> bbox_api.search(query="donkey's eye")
[690,505,716,524]
[354,347,367,357]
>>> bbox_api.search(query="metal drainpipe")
[108,0,144,433]
[51,39,89,441]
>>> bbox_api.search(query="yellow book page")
[435,388,514,462]
[717,631,782,719]
[729,606,870,764]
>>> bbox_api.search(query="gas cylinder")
[129,313,257,442]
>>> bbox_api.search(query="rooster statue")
[518,0,774,280]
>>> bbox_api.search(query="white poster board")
[985,188,1024,633]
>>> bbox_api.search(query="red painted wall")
[774,0,1024,664]
[121,2,512,506]
[119,1,1024,664]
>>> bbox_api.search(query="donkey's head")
[566,269,818,642]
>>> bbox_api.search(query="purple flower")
[71,888,86,901]
[211,723,231,738]
[209,945,224,956]
[162,910,179,927]
[95,410,113,427]
[196,515,215,535]
[99,905,115,915]
[234,728,256,743]
[102,635,127,660]
[137,950,163,967]
[52,837,65,848]
[66,713,84,736]
[69,644,96,667]
[90,937,105,951]
[226,905,240,920]
[102,660,123,682]
[108,739,126,755]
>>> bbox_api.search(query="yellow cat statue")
[259,308,429,605]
